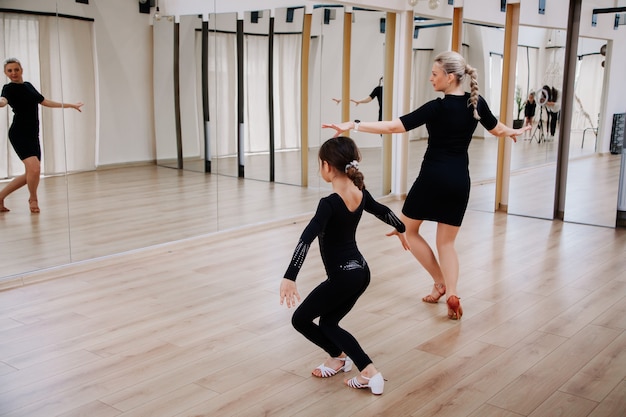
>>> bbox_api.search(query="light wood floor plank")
[486,324,622,415]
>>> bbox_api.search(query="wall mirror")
[309,5,344,195]
[1,4,73,278]
[507,25,564,220]
[271,6,306,187]
[562,36,618,227]
[347,7,386,198]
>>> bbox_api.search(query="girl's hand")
[386,229,411,251]
[321,122,352,138]
[280,279,300,308]
[73,102,84,112]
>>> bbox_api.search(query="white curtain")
[273,34,301,150]
[40,16,96,173]
[515,46,540,120]
[244,34,269,153]
[208,31,237,157]
[1,12,96,177]
[489,53,502,118]
[0,13,40,178]
[543,47,565,89]
[573,54,603,131]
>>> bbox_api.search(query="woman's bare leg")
[401,215,445,299]
[23,156,41,212]
[435,222,461,296]
[0,174,28,212]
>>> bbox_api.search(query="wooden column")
[236,18,244,178]
[342,10,352,122]
[451,7,463,53]
[382,12,396,196]
[300,12,312,187]
[554,0,582,220]
[268,16,275,182]
[494,3,519,212]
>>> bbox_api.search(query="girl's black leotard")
[284,188,405,370]
[399,93,498,226]
[284,188,405,281]
[1,81,45,160]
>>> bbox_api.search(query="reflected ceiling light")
[408,0,440,9]
[153,0,161,21]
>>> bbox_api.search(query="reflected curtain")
[244,34,269,153]
[573,54,603,131]
[516,46,539,107]
[208,31,237,157]
[543,47,564,88]
[39,16,96,173]
[273,34,300,150]
[0,12,96,177]
[489,52,502,118]
[0,13,40,178]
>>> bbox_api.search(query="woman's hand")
[510,124,531,142]
[72,102,84,112]
[386,229,411,251]
[280,278,300,308]
[321,122,352,138]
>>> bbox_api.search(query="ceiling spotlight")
[428,0,440,9]
[408,0,419,6]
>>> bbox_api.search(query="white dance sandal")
[312,356,353,378]
[345,372,384,395]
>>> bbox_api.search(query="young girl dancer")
[280,136,409,395]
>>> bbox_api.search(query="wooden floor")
[1,196,626,416]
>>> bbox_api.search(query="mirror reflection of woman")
[351,76,383,121]
[324,51,529,320]
[543,85,561,140]
[0,58,83,213]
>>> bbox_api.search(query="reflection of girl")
[0,58,83,213]
[280,136,409,395]
[523,92,536,139]
[524,92,536,127]
[323,51,528,320]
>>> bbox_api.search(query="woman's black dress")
[399,93,498,226]
[1,81,45,160]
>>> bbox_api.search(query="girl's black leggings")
[291,259,373,371]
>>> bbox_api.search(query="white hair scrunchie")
[345,160,359,173]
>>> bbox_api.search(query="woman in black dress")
[0,57,83,213]
[323,51,528,320]
[280,136,409,395]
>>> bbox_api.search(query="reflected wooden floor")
[0,198,625,416]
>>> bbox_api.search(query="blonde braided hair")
[434,51,481,120]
